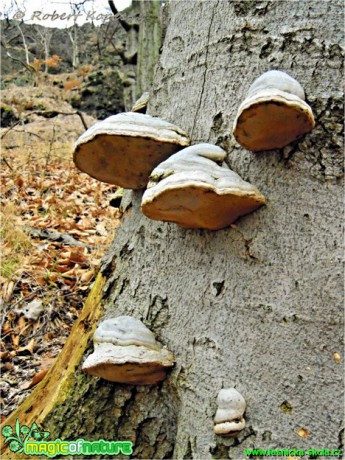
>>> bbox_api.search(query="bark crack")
[230,225,258,261]
[191,1,218,139]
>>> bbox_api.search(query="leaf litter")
[1,84,122,420]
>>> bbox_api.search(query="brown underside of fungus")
[214,388,246,436]
[141,143,266,230]
[73,112,190,189]
[233,70,315,151]
[82,316,174,385]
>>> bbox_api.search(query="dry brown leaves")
[0,84,122,420]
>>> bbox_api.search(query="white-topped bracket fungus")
[82,316,174,385]
[131,92,150,114]
[73,112,190,189]
[214,388,246,436]
[141,143,266,230]
[233,70,315,151]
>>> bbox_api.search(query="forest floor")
[0,82,121,421]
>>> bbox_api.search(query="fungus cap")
[214,388,246,436]
[73,112,190,189]
[141,143,266,230]
[82,316,174,385]
[94,316,161,351]
[131,92,150,113]
[233,70,315,151]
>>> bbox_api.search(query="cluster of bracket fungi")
[74,70,315,436]
[82,316,174,385]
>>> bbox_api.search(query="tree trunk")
[121,0,162,110]
[136,0,162,98]
[2,1,344,458]
[68,27,79,70]
[16,23,30,65]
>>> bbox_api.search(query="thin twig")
[20,110,89,131]
[75,111,88,130]
[6,129,45,140]
[1,157,13,171]
[1,121,21,140]
[46,124,56,168]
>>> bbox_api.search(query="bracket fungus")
[131,92,150,113]
[82,316,174,385]
[141,143,266,230]
[233,70,315,151]
[73,112,190,189]
[214,388,246,436]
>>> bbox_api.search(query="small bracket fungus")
[131,92,150,113]
[141,143,266,230]
[214,388,246,436]
[82,316,174,385]
[233,70,315,151]
[73,112,190,189]
[109,187,124,208]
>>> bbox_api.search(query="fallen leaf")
[17,338,35,355]
[81,269,95,283]
[44,331,55,341]
[61,265,79,277]
[2,281,15,302]
[2,320,12,335]
[0,351,9,361]
[10,333,20,348]
[17,316,27,332]
[69,229,91,237]
[15,175,24,189]
[20,368,49,390]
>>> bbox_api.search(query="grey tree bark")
[101,0,344,455]
[3,1,343,459]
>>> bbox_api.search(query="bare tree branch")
[1,40,35,73]
[16,22,30,65]
[108,0,132,32]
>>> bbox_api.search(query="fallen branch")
[24,110,88,130]
[23,226,92,248]
[23,226,108,249]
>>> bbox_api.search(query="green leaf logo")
[2,419,50,453]
[2,426,13,438]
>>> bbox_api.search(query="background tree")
[135,0,161,98]
[109,0,162,109]
[2,1,344,458]
[1,20,36,74]
[66,0,95,69]
[35,26,52,72]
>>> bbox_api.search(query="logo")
[2,419,133,457]
[2,419,50,454]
